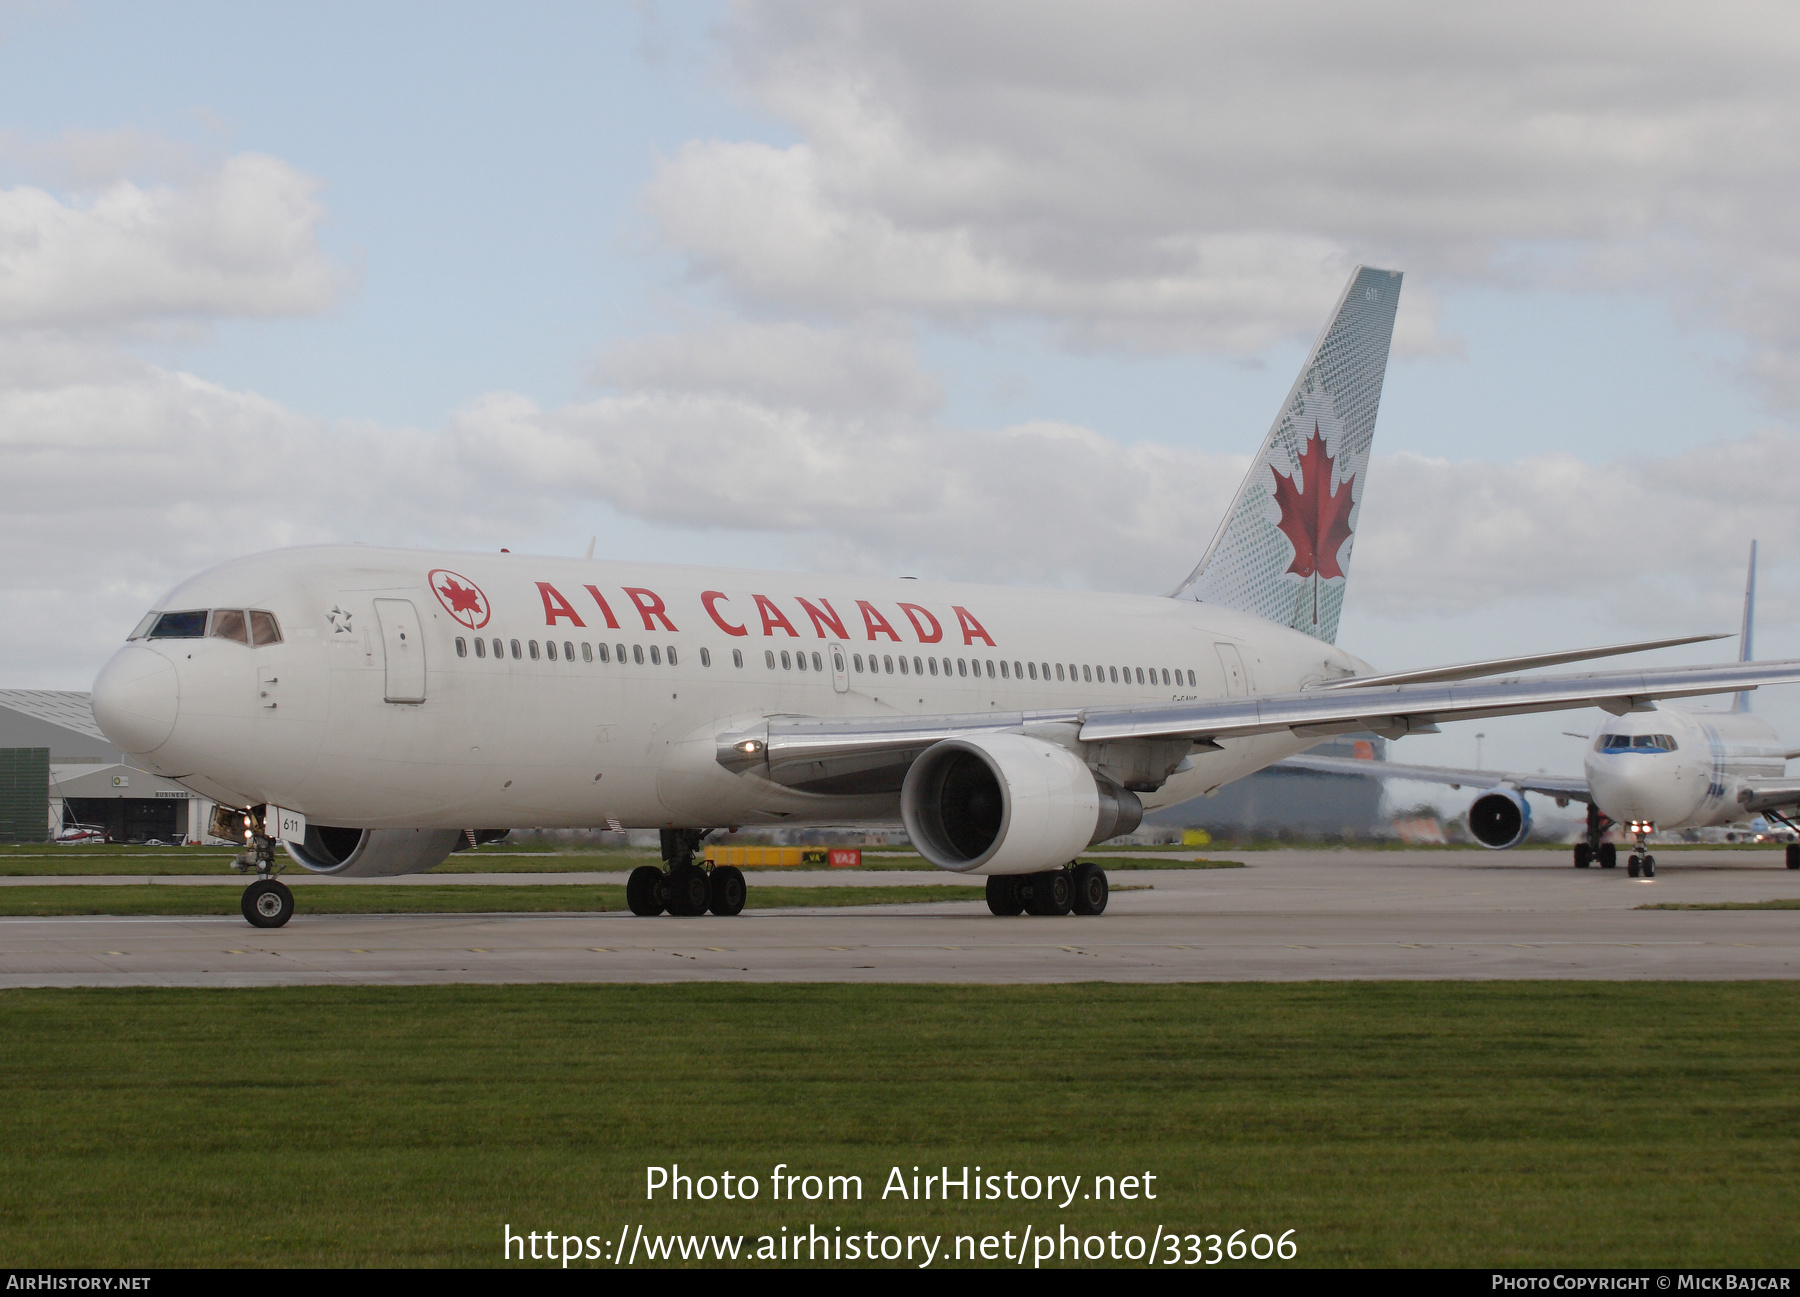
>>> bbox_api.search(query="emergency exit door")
[373,598,427,703]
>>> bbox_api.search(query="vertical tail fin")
[1735,540,1758,713]
[1171,265,1402,644]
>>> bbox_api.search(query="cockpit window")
[1596,733,1677,753]
[147,610,208,639]
[249,610,282,646]
[210,609,249,645]
[127,612,159,641]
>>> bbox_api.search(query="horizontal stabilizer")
[1312,633,1730,692]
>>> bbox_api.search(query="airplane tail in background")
[1735,540,1758,713]
[1171,265,1402,644]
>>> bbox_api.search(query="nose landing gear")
[222,807,294,928]
[1624,820,1656,878]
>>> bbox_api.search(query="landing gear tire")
[1641,855,1656,879]
[1025,868,1074,916]
[1599,843,1618,869]
[242,878,293,928]
[1071,863,1109,915]
[986,875,1025,916]
[1573,843,1592,869]
[626,865,666,917]
[708,866,746,916]
[665,863,711,916]
[1627,856,1642,878]
[1787,843,1800,870]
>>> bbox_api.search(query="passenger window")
[474,637,486,659]
[899,656,909,675]
[854,653,865,672]
[582,643,593,663]
[510,640,522,659]
[1014,661,1023,678]
[1056,664,1065,681]
[782,651,793,670]
[986,660,995,677]
[249,610,282,646]
[546,641,557,661]
[957,659,967,677]
[929,657,939,676]
[565,641,575,661]
[700,647,711,667]
[814,652,825,672]
[455,637,467,658]
[1135,667,1144,684]
[492,639,503,659]
[597,643,610,662]
[943,658,952,675]
[615,643,626,662]
[633,645,645,664]
[834,650,845,673]
[149,610,208,639]
[1028,662,1038,680]
[668,647,678,665]
[530,640,541,660]
[1083,665,1093,682]
[765,650,776,669]
[732,649,743,668]
[999,661,1009,679]
[1108,666,1117,682]
[1186,669,1196,687]
[209,609,249,645]
[650,646,661,665]
[884,655,894,674]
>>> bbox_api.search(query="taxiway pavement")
[3,849,1796,987]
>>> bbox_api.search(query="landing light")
[738,740,764,755]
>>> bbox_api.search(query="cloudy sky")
[6,0,1800,785]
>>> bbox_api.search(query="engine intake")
[283,826,466,876]
[900,733,1141,875]
[1467,788,1532,850]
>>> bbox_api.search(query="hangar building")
[0,691,213,843]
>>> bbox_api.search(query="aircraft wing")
[720,658,1800,792]
[1735,782,1800,815]
[1272,754,1591,803]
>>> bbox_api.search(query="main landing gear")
[985,863,1109,917]
[227,814,294,928]
[626,829,746,917]
[1624,819,1657,879]
[1572,803,1617,870]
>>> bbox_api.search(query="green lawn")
[0,883,988,917]
[0,983,1794,1267]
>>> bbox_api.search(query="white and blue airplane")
[88,268,1800,926]
[1285,544,1800,877]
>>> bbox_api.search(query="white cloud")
[0,152,345,330]
[639,1,1800,389]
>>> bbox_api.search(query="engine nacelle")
[1467,787,1532,850]
[283,826,466,876]
[900,733,1142,875]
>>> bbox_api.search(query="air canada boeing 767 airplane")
[88,267,1800,927]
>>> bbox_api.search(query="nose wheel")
[242,877,294,928]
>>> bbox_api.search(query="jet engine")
[900,733,1142,874]
[283,826,468,876]
[1467,787,1532,850]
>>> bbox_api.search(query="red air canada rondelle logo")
[428,569,492,630]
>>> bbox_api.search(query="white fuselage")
[1582,707,1785,829]
[91,546,1372,835]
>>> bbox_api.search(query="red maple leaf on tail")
[1270,422,1356,580]
[437,579,484,614]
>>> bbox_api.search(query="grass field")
[0,982,1794,1268]
[0,883,989,917]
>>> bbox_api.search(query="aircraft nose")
[92,646,180,755]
